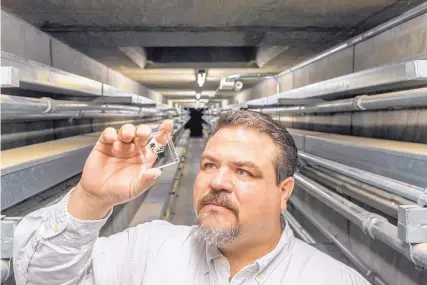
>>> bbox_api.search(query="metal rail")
[298,152,427,206]
[300,166,416,218]
[294,172,427,268]
[290,196,389,285]
[254,87,427,114]
[0,94,170,117]
[288,129,427,191]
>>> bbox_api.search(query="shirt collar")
[256,213,294,274]
[204,213,295,275]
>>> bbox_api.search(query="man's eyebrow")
[233,161,262,173]
[200,154,218,163]
[200,155,263,174]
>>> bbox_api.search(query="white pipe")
[290,196,388,285]
[275,2,427,78]
[298,152,427,206]
[256,87,427,114]
[0,94,171,117]
[301,167,400,217]
[294,172,427,268]
[225,73,276,81]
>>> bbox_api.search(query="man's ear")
[279,177,295,212]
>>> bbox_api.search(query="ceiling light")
[219,78,235,90]
[197,70,207,87]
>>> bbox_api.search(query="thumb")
[143,168,162,181]
[135,167,162,194]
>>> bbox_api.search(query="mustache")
[197,191,239,217]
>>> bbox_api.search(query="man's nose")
[210,167,233,193]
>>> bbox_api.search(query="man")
[13,110,370,285]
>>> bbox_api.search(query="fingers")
[118,124,136,143]
[135,124,152,146]
[153,120,173,145]
[99,127,118,144]
[158,120,173,134]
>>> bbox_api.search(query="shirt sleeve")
[12,188,151,285]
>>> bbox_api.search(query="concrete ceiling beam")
[118,46,150,69]
[256,46,289,68]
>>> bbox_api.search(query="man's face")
[193,125,287,243]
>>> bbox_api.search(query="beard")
[196,221,240,247]
[195,191,241,246]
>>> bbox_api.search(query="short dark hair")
[205,110,298,184]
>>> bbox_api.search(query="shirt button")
[258,273,264,279]
[219,258,227,265]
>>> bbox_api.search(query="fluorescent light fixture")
[201,91,215,97]
[197,70,207,87]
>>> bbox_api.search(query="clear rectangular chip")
[138,130,179,170]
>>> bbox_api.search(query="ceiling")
[1,0,424,108]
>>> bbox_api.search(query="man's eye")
[237,169,250,176]
[205,163,215,169]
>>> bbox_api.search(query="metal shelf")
[101,84,156,106]
[1,52,103,96]
[0,117,189,210]
[288,128,427,188]
[247,59,427,107]
[0,52,157,106]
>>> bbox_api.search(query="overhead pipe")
[282,210,316,243]
[289,196,389,285]
[254,87,427,114]
[0,94,152,113]
[0,111,172,122]
[300,166,416,218]
[225,73,276,81]
[0,95,177,118]
[275,2,427,78]
[294,172,427,268]
[298,152,427,206]
[223,73,281,94]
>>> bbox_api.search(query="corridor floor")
[169,137,205,226]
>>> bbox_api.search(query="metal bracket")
[416,188,427,207]
[1,216,22,258]
[362,214,387,239]
[352,95,367,111]
[40,97,57,113]
[398,205,427,243]
[68,110,85,123]
[0,66,20,88]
